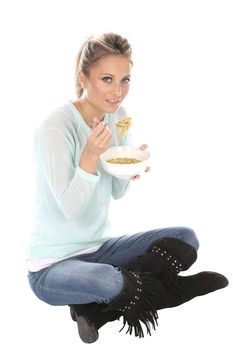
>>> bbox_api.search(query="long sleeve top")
[26,101,132,271]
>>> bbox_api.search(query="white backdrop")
[0,0,232,349]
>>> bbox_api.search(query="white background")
[0,0,232,349]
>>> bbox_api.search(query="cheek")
[122,85,130,96]
[89,81,108,96]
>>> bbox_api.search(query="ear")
[78,71,87,89]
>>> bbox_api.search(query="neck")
[73,97,105,125]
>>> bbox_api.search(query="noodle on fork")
[115,117,132,143]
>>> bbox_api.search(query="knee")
[92,264,124,302]
[180,227,199,251]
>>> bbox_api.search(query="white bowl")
[100,146,151,179]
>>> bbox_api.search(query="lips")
[106,99,121,104]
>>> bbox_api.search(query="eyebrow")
[100,73,131,78]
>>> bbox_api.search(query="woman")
[27,32,228,343]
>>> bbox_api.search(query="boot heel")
[69,303,120,343]
[76,315,99,343]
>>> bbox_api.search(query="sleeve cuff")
[75,166,101,182]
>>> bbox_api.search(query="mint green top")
[27,101,131,271]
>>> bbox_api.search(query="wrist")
[82,148,99,163]
[79,148,99,175]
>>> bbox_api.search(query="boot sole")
[188,271,229,296]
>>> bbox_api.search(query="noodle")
[115,117,132,143]
[107,157,141,164]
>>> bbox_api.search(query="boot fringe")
[120,308,158,337]
[105,270,164,338]
[120,274,161,337]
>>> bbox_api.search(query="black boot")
[70,266,164,341]
[69,303,120,343]
[156,271,229,310]
[127,237,197,283]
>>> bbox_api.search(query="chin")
[106,104,121,114]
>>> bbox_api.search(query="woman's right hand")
[79,117,112,174]
[84,117,112,158]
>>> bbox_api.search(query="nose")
[111,82,122,97]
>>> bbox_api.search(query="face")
[80,54,132,115]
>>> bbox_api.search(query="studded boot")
[70,266,165,341]
[69,303,121,343]
[127,237,197,283]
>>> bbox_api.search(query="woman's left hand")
[131,144,151,181]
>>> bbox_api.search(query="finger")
[98,129,112,148]
[92,125,111,146]
[139,144,148,150]
[91,122,107,136]
[91,117,100,130]
[97,125,112,141]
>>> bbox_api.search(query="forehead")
[90,54,132,75]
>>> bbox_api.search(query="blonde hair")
[75,32,133,97]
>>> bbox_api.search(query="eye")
[102,76,112,83]
[122,77,130,84]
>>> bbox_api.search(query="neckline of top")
[68,100,110,131]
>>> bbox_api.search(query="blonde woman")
[27,33,228,343]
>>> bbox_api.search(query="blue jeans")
[28,227,199,306]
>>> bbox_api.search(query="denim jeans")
[28,227,199,306]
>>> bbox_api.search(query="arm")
[36,127,100,220]
[36,119,111,220]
